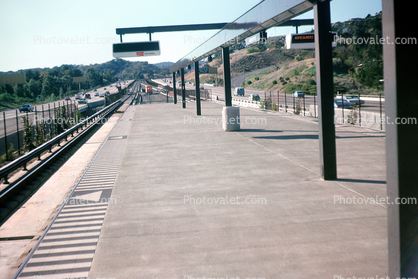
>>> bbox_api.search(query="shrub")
[294,99,302,115]
[0,93,16,102]
[247,80,252,85]
[307,79,316,85]
[247,47,260,54]
[295,55,304,61]
[272,80,278,85]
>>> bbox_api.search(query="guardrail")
[0,99,123,184]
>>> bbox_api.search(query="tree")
[86,68,101,87]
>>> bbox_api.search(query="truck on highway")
[145,85,152,94]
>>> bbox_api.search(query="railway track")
[0,95,132,225]
[9,93,135,279]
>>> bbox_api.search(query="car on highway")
[75,94,81,99]
[64,96,71,101]
[19,104,34,113]
[85,93,91,99]
[293,91,304,98]
[105,91,110,96]
[341,95,365,105]
[94,92,99,96]
[249,94,260,101]
[334,99,354,108]
[233,87,245,96]
[78,98,87,104]
[99,93,105,97]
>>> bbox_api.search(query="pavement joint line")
[221,105,388,209]
[334,181,387,208]
[201,104,387,212]
[239,131,318,174]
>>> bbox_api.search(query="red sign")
[136,51,144,56]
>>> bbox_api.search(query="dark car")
[343,95,365,105]
[65,96,71,101]
[19,104,34,113]
[334,99,354,108]
[249,94,260,101]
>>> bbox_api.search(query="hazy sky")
[0,0,382,72]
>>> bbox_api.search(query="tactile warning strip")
[17,108,134,279]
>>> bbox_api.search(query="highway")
[0,81,134,138]
[154,78,385,114]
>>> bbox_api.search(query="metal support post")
[3,112,8,161]
[222,47,232,107]
[173,72,177,104]
[383,0,418,277]
[314,0,337,180]
[341,92,344,124]
[181,68,186,109]
[285,92,287,113]
[16,110,21,155]
[195,61,201,115]
[358,92,362,126]
[379,94,382,130]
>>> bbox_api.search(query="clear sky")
[0,0,382,72]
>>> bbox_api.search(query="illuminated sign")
[113,41,161,58]
[285,33,337,49]
[292,34,314,44]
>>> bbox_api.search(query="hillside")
[184,12,383,95]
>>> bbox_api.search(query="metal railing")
[0,99,123,184]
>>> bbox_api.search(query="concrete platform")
[14,101,388,278]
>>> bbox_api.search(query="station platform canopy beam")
[169,0,316,73]
[116,19,313,42]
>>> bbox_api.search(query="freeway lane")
[0,81,134,138]
[179,80,385,114]
[154,78,384,114]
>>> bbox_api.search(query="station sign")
[199,65,217,74]
[285,33,337,49]
[73,76,86,83]
[113,41,161,58]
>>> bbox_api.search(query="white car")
[78,98,87,104]
[233,88,245,96]
[293,91,304,97]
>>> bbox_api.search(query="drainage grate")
[108,135,127,140]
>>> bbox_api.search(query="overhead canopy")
[170,0,316,73]
[116,23,229,35]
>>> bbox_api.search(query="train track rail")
[0,96,131,224]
